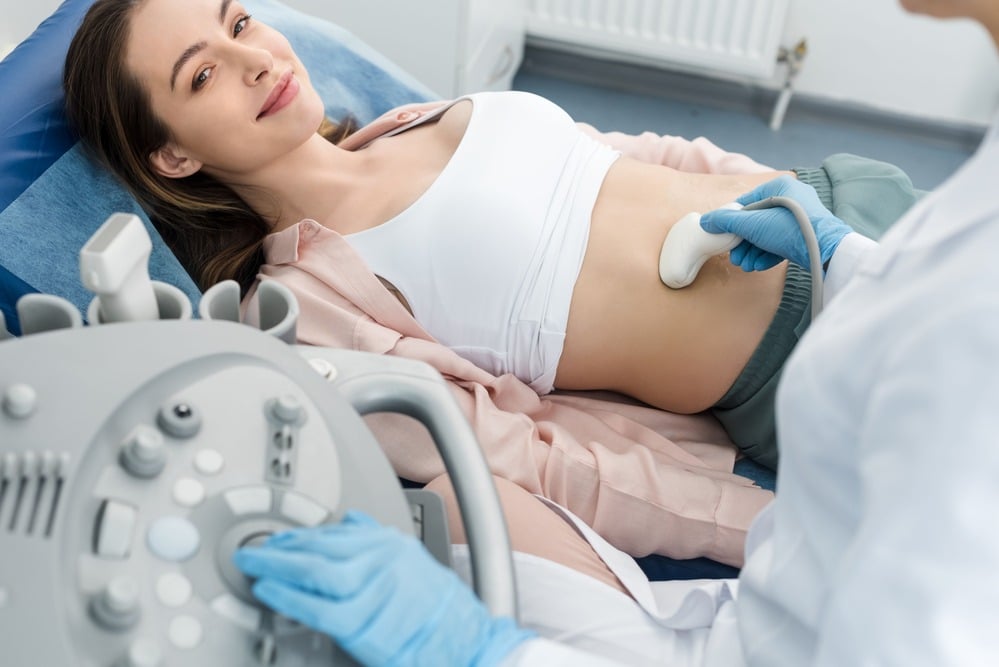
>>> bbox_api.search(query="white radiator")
[526,0,791,79]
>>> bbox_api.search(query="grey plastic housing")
[16,293,83,334]
[88,280,193,325]
[301,344,518,616]
[199,279,299,344]
[0,319,516,666]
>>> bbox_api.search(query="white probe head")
[658,204,743,289]
[80,213,152,293]
[80,213,159,322]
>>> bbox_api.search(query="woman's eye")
[193,66,212,91]
[233,14,251,37]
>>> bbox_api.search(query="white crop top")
[346,91,620,393]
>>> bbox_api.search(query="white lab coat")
[500,113,999,666]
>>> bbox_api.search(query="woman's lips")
[258,71,299,119]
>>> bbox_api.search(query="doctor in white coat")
[234,0,999,664]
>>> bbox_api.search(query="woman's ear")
[149,143,203,179]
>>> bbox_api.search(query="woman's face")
[126,0,326,179]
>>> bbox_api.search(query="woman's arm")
[576,122,775,175]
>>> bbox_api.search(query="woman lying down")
[64,0,920,568]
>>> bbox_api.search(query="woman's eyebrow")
[171,41,207,90]
[168,0,236,91]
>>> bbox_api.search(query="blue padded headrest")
[0,0,434,335]
[0,1,90,213]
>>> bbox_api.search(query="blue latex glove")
[699,175,852,272]
[233,510,535,667]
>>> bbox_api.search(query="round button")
[157,401,202,439]
[120,427,167,478]
[90,575,140,630]
[172,478,205,507]
[147,517,200,562]
[169,615,203,649]
[155,573,192,608]
[125,639,163,667]
[2,383,37,419]
[105,577,139,613]
[270,394,303,423]
[193,449,224,476]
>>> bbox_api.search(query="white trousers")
[450,497,746,667]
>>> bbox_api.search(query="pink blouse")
[243,101,776,566]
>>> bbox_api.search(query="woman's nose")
[235,43,274,85]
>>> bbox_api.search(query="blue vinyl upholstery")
[0,0,433,333]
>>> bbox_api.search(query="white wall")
[5,0,998,128]
[2,0,62,58]
[781,1,999,128]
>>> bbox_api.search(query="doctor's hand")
[233,510,535,667]
[699,175,852,271]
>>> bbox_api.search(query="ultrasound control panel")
[0,319,515,666]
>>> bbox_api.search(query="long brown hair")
[63,0,355,292]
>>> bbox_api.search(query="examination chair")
[0,0,761,591]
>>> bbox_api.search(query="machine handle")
[297,346,519,620]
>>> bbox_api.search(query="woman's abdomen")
[555,158,789,413]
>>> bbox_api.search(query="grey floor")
[512,49,979,191]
